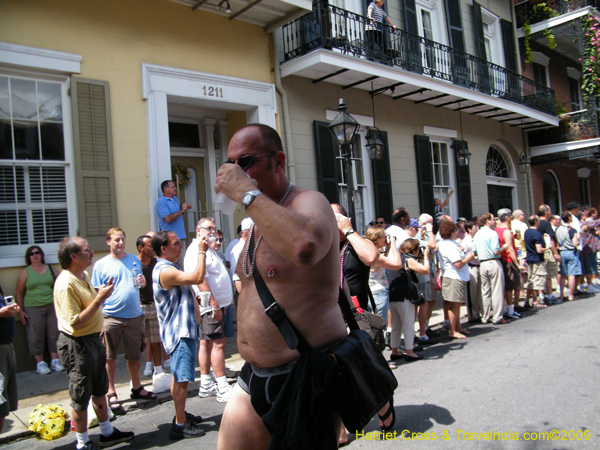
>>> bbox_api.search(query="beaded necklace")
[242,181,293,277]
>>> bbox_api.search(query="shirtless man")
[214,124,348,449]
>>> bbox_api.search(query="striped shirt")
[152,258,197,354]
[367,2,387,31]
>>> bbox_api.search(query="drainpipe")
[271,31,297,184]
[522,127,534,213]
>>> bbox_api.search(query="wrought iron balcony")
[528,106,599,146]
[515,0,599,29]
[282,2,555,116]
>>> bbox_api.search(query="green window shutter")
[71,77,117,250]
[414,135,435,218]
[371,130,393,219]
[402,0,422,74]
[473,1,486,60]
[444,0,468,86]
[472,1,491,94]
[314,121,340,204]
[501,19,518,72]
[452,140,473,219]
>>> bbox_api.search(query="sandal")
[533,302,547,308]
[378,397,395,433]
[130,386,157,400]
[107,393,126,415]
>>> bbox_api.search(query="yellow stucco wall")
[0,0,275,368]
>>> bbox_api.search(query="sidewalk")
[0,300,459,444]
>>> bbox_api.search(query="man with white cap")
[228,218,254,295]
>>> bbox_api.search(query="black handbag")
[351,287,386,351]
[251,251,397,432]
[389,255,425,306]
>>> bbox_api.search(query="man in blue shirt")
[91,227,156,415]
[156,180,192,241]
[524,215,547,307]
[473,213,509,324]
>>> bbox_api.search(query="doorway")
[488,185,513,216]
[171,156,206,243]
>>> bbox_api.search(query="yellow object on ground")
[27,404,67,440]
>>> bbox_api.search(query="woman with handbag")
[15,246,64,374]
[437,221,474,339]
[388,238,430,361]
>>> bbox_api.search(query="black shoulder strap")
[48,264,57,286]
[249,231,310,354]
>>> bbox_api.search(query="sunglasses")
[225,152,274,172]
[215,238,224,243]
[376,221,386,224]
[30,251,42,256]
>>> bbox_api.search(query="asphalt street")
[5,295,600,450]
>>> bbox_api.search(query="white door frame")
[142,63,277,233]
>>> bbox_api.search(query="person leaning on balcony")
[366,0,396,61]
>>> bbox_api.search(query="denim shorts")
[559,250,582,277]
[170,338,197,383]
[223,304,234,339]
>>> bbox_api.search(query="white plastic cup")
[199,292,211,309]
[214,191,238,215]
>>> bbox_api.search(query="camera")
[4,295,15,305]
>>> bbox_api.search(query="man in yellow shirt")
[54,237,135,450]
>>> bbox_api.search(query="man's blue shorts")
[559,250,582,276]
[170,337,197,383]
[223,304,234,339]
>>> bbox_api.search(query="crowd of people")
[1,123,599,450]
[359,201,600,365]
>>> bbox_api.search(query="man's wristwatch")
[241,190,262,211]
[345,229,356,237]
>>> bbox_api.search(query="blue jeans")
[170,337,197,383]
[369,288,389,323]
[223,304,234,338]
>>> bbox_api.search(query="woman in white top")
[437,220,474,339]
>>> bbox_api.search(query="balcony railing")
[283,2,555,116]
[528,107,599,146]
[515,0,599,28]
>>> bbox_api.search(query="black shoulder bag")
[250,234,397,432]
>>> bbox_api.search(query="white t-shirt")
[386,225,409,249]
[228,239,246,282]
[184,240,233,314]
[437,239,469,282]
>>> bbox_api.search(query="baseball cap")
[240,218,254,231]
[458,217,467,222]
[408,218,421,229]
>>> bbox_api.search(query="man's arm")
[572,231,580,248]
[336,214,379,266]
[440,189,454,209]
[161,237,210,289]
[503,230,519,265]
[163,205,189,224]
[216,163,334,267]
[197,281,223,321]
[72,283,114,331]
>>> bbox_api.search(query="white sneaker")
[50,359,64,372]
[162,358,171,370]
[586,285,600,293]
[539,293,545,301]
[216,383,233,403]
[592,278,600,286]
[210,367,217,384]
[36,361,51,375]
[506,311,521,320]
[143,362,154,377]
[198,382,217,398]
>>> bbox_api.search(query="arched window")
[485,144,512,178]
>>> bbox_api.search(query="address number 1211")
[203,86,224,97]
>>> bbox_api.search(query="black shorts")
[238,362,294,417]
[57,332,108,411]
[199,309,225,340]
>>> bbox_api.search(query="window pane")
[168,122,200,148]
[0,166,25,203]
[440,144,448,164]
[0,120,12,159]
[0,210,28,246]
[0,76,9,119]
[10,78,37,120]
[29,166,67,203]
[434,164,442,184]
[40,123,65,160]
[432,143,440,163]
[37,82,62,122]
[442,164,450,185]
[32,209,69,244]
[13,120,40,160]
